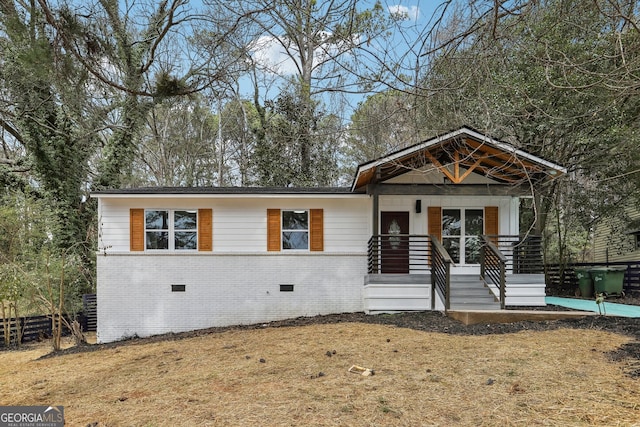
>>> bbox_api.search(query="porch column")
[368,166,382,235]
[368,184,379,235]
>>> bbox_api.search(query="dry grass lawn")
[1,323,639,426]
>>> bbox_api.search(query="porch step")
[449,274,500,311]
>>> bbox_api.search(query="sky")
[235,1,443,120]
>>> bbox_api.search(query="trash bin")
[590,266,626,296]
[575,268,593,298]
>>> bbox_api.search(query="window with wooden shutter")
[130,209,145,251]
[131,208,211,251]
[267,209,323,252]
[198,209,213,251]
[267,209,281,251]
[310,209,324,251]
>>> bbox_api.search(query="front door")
[381,211,409,273]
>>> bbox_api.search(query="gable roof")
[351,126,567,192]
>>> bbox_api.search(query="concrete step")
[450,302,501,310]
[449,274,500,310]
[448,309,597,325]
[450,274,483,284]
[450,287,494,297]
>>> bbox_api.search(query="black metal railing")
[366,233,542,311]
[483,235,544,274]
[480,236,507,309]
[367,234,431,274]
[430,236,453,311]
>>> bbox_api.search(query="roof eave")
[91,188,367,199]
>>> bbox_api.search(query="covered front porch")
[363,233,546,313]
[350,127,565,314]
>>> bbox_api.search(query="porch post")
[372,188,379,235]
[368,166,382,235]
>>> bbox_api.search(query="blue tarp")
[545,296,640,318]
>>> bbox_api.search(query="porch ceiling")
[351,127,566,192]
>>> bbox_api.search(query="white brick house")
[93,127,566,343]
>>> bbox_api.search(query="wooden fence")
[0,315,70,347]
[0,294,97,347]
[546,261,640,295]
[1,294,97,347]
[82,293,97,332]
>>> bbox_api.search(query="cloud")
[388,5,420,21]
[248,35,300,75]
[248,32,358,77]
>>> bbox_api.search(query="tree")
[0,191,50,346]
[35,0,230,189]
[217,98,261,186]
[207,0,391,186]
[412,0,640,268]
[0,0,96,255]
[253,85,341,186]
[131,96,219,187]
[345,90,426,167]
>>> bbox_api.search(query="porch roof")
[351,127,567,192]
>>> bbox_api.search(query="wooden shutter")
[130,209,145,251]
[485,206,499,242]
[310,209,324,252]
[427,207,442,241]
[267,209,281,251]
[198,209,213,251]
[427,207,442,266]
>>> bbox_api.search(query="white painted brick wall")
[97,253,366,343]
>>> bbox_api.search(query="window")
[442,209,483,264]
[282,210,309,250]
[145,209,197,250]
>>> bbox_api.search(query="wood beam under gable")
[463,151,539,182]
[464,163,521,184]
[458,154,490,182]
[424,151,457,183]
[463,138,544,174]
[424,148,489,184]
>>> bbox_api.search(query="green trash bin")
[590,266,626,296]
[575,268,593,298]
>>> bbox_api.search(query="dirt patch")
[39,305,640,370]
[2,322,638,426]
